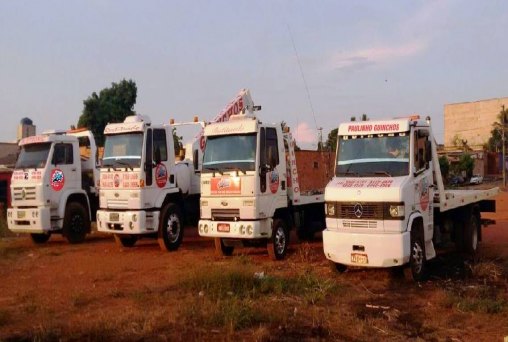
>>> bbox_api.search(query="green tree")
[486,106,508,152]
[173,127,183,157]
[452,153,475,179]
[77,79,137,146]
[438,156,450,182]
[325,128,338,151]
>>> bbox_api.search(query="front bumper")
[198,219,272,239]
[323,229,410,268]
[7,207,52,233]
[96,210,160,235]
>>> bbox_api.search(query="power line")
[287,24,318,132]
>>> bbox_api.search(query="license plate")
[110,213,119,222]
[351,253,368,264]
[217,223,230,232]
[17,211,25,219]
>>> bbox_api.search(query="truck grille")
[107,198,129,209]
[211,209,240,221]
[12,186,37,201]
[337,202,384,220]
[342,220,378,229]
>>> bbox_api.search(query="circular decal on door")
[50,169,65,191]
[420,178,430,211]
[269,170,280,194]
[155,164,168,188]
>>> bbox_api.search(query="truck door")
[144,128,171,207]
[259,127,285,217]
[49,142,80,206]
[412,129,434,243]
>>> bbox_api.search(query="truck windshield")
[203,133,256,172]
[103,133,143,168]
[15,143,51,169]
[336,133,409,177]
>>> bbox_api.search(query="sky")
[1,0,507,148]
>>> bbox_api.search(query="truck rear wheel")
[30,233,51,244]
[63,202,89,244]
[158,203,183,252]
[267,219,289,260]
[114,234,138,248]
[407,225,427,281]
[214,238,234,256]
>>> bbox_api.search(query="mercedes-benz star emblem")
[353,203,363,218]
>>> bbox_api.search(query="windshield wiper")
[222,166,247,175]
[367,171,392,177]
[337,171,359,176]
[203,166,223,175]
[113,160,133,171]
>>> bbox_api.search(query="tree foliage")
[452,153,475,179]
[77,79,137,146]
[438,156,450,182]
[325,128,338,151]
[486,107,508,152]
[173,127,183,157]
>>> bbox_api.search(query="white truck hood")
[325,177,407,202]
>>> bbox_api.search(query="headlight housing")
[388,204,405,219]
[325,203,336,217]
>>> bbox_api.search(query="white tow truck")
[96,114,203,250]
[198,91,326,260]
[7,129,99,244]
[96,90,247,250]
[323,115,498,280]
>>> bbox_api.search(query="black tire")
[214,238,234,256]
[114,234,138,248]
[63,202,89,244]
[158,203,183,252]
[407,225,427,282]
[30,233,51,244]
[329,260,347,273]
[267,219,289,260]
[463,213,480,258]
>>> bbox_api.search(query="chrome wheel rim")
[411,240,424,274]
[274,226,286,255]
[166,213,180,243]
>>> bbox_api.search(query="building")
[444,97,508,150]
[17,117,36,141]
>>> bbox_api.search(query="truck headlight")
[389,205,405,218]
[326,203,336,216]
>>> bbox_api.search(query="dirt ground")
[1,190,507,341]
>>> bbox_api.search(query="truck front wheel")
[158,203,183,252]
[267,219,289,260]
[30,233,51,244]
[63,202,89,244]
[407,226,427,281]
[114,234,138,248]
[214,238,234,256]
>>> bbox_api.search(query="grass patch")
[181,263,338,303]
[443,284,506,314]
[178,263,339,332]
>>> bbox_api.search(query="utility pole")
[503,105,506,188]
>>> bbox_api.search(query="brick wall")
[294,150,334,193]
